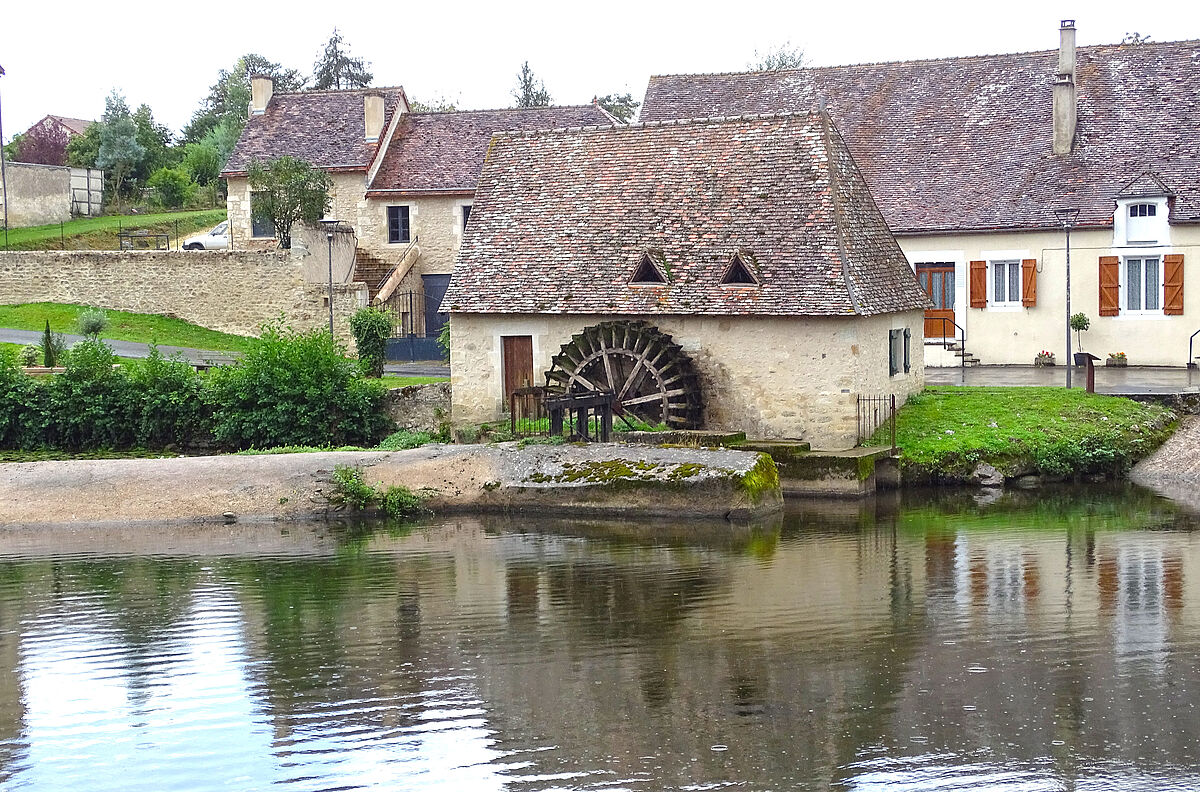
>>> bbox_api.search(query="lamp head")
[1053,207,1081,229]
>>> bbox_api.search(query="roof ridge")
[648,37,1200,81]
[274,85,406,97]
[493,110,822,140]
[407,104,605,117]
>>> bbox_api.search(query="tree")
[409,95,459,112]
[2,133,24,163]
[17,123,70,165]
[66,123,101,168]
[148,167,195,209]
[312,28,373,90]
[512,62,552,107]
[183,54,306,143]
[96,90,145,211]
[595,93,639,123]
[748,43,807,71]
[131,103,175,182]
[247,156,331,249]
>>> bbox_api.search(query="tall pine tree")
[312,29,373,90]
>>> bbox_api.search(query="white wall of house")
[899,223,1200,367]
[449,310,924,450]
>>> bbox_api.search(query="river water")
[0,485,1199,791]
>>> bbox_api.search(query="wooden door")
[501,336,534,408]
[916,262,956,338]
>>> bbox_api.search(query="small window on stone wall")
[889,329,910,377]
[250,192,276,239]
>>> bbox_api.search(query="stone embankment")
[1131,416,1200,511]
[0,443,781,527]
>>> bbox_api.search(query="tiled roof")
[222,87,406,175]
[366,105,615,195]
[640,39,1200,233]
[443,113,929,318]
[46,116,94,136]
[1116,172,1175,199]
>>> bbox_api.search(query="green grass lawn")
[4,209,226,251]
[0,302,254,353]
[874,386,1177,481]
[380,375,449,386]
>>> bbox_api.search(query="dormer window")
[1114,174,1172,247]
[721,253,758,286]
[1129,204,1156,218]
[630,253,667,285]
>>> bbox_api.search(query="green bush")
[437,320,450,361]
[125,347,209,448]
[76,307,109,338]
[46,339,132,450]
[147,167,196,210]
[331,465,377,510]
[18,345,39,367]
[206,322,390,449]
[381,485,425,519]
[349,307,391,378]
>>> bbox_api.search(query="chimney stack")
[364,92,385,142]
[250,75,274,116]
[1053,20,1077,156]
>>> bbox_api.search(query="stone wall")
[358,194,471,286]
[0,250,368,344]
[384,382,451,433]
[1,162,72,227]
[448,310,924,450]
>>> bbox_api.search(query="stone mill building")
[442,111,930,449]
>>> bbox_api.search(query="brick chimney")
[1053,20,1077,156]
[364,92,385,142]
[250,75,274,116]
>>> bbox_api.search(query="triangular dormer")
[630,252,668,285]
[720,253,758,286]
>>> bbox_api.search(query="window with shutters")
[1122,256,1162,314]
[989,260,1022,307]
[888,329,911,377]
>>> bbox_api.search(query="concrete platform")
[926,364,1200,395]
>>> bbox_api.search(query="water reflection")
[0,485,1195,790]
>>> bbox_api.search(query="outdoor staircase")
[926,338,980,367]
[353,251,394,302]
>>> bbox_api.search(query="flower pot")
[1034,355,1056,367]
[1106,358,1128,367]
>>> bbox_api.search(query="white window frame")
[1120,254,1165,317]
[981,249,1029,312]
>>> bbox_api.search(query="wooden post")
[890,394,897,453]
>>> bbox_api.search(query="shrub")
[124,347,208,448]
[18,345,39,367]
[381,485,425,520]
[349,307,391,378]
[0,352,45,448]
[46,339,132,450]
[206,322,391,449]
[437,320,450,361]
[147,166,196,209]
[76,307,109,339]
[331,465,377,510]
[378,429,434,450]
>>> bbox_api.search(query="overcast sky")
[1,0,1196,140]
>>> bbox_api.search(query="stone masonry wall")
[0,250,368,345]
[449,311,925,450]
[384,382,452,433]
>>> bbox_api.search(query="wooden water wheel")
[545,320,703,429]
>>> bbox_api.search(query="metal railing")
[376,235,419,291]
[929,316,968,377]
[1189,328,1200,370]
[509,387,616,442]
[857,394,897,452]
[510,386,549,438]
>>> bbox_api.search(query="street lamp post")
[1055,208,1081,389]
[319,219,342,338]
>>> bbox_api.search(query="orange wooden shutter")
[1099,256,1120,316]
[1021,259,1037,307]
[969,260,987,308]
[1164,253,1184,315]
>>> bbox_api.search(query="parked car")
[182,222,229,250]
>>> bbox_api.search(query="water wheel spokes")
[545,320,702,429]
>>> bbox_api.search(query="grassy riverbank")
[874,387,1177,482]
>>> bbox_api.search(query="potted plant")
[1034,350,1056,366]
[1106,352,1128,367]
[1070,312,1091,365]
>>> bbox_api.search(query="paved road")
[1,327,451,375]
[926,364,1200,394]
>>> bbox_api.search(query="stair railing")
[1189,328,1200,370]
[930,316,968,378]
[374,235,420,292]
